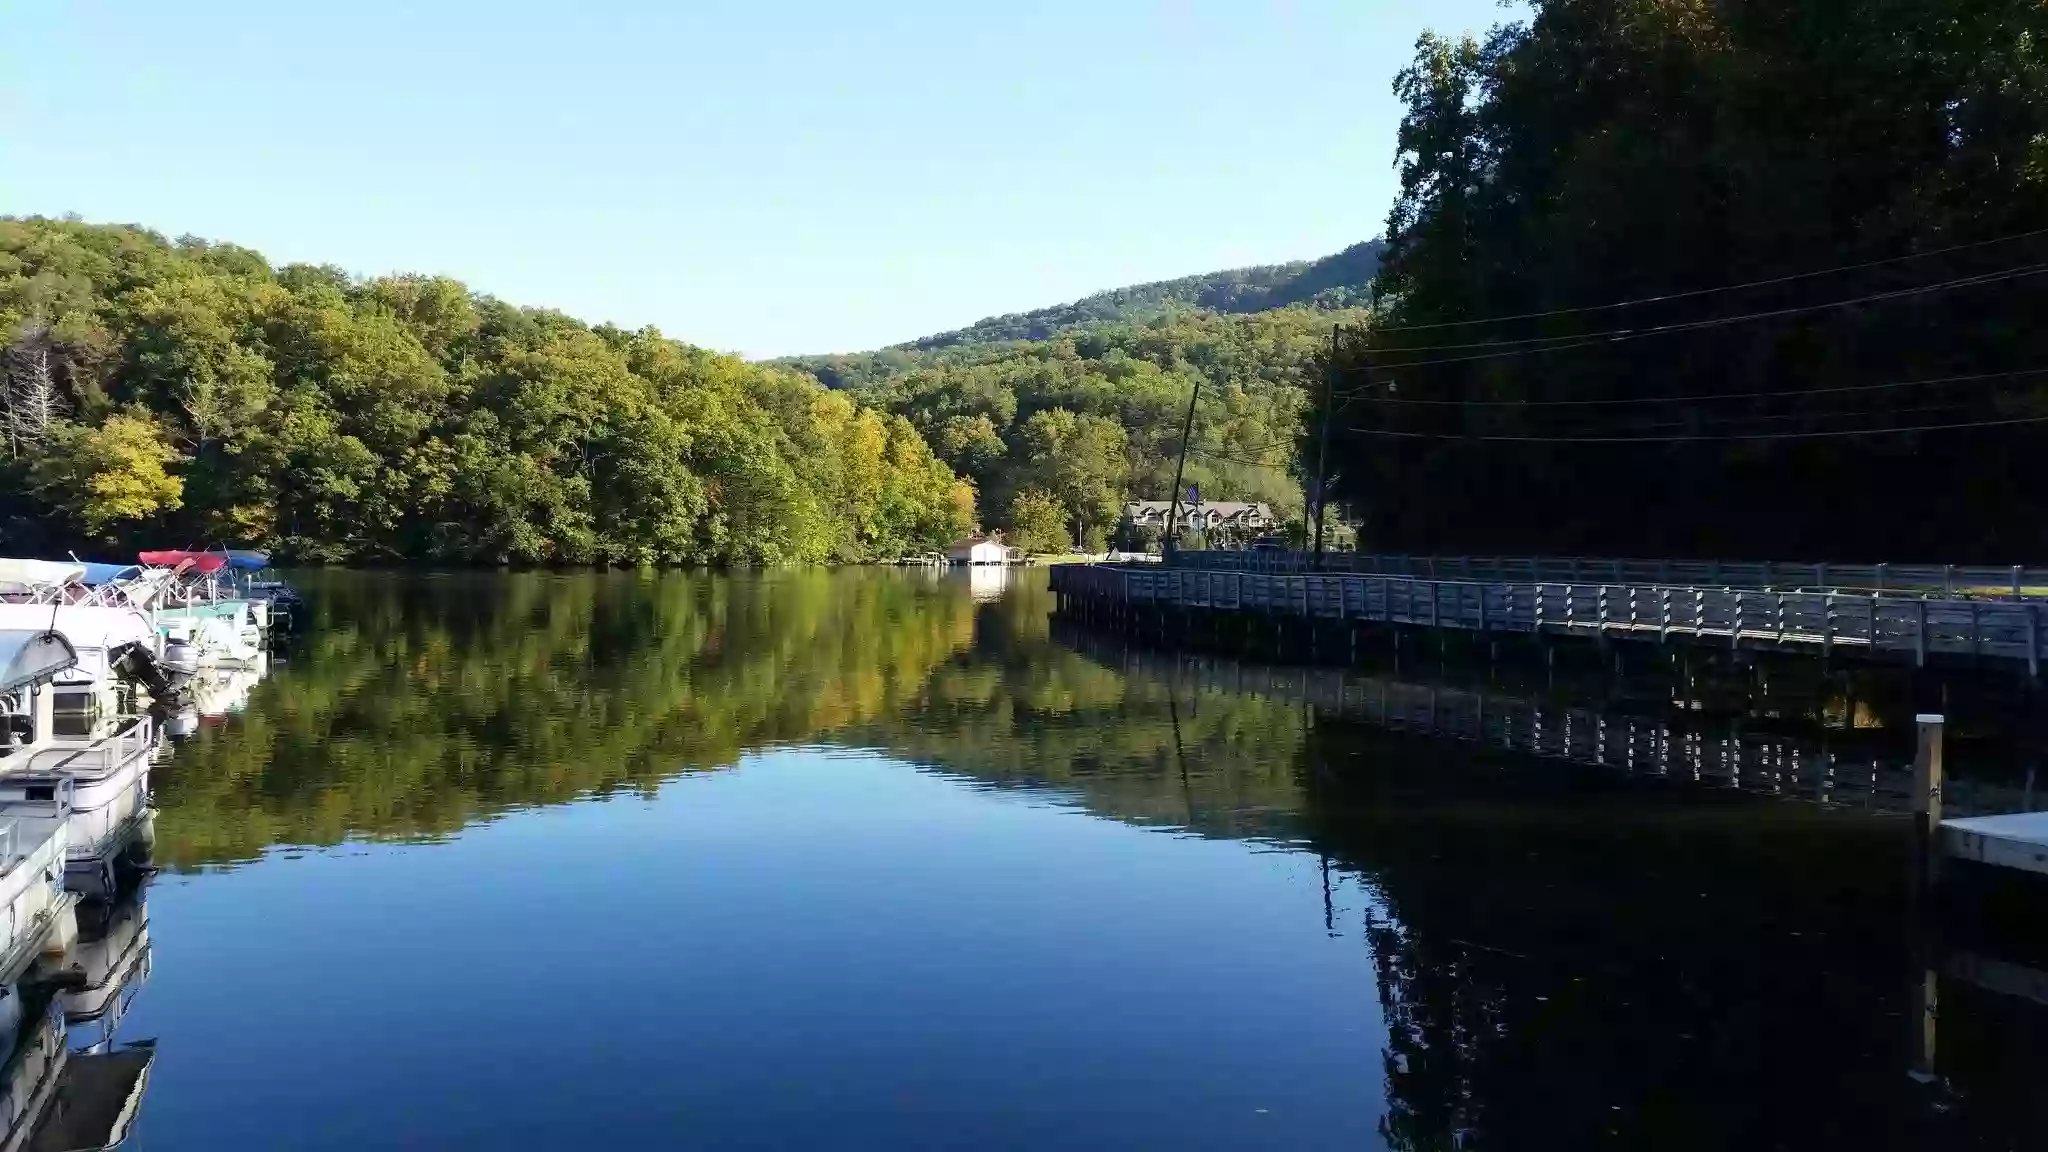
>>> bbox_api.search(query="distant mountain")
[896,239,1383,352]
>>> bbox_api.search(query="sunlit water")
[118,569,2048,1149]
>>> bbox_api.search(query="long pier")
[1052,553,2048,674]
[1173,550,2048,599]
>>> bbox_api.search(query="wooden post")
[1915,599,1929,667]
[2031,603,2041,680]
[1915,713,1946,885]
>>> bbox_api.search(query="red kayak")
[138,550,228,574]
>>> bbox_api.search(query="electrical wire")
[1364,226,2048,333]
[1356,264,2048,365]
[1450,398,2038,437]
[1187,446,1297,468]
[1343,413,2048,444]
[1328,365,2048,408]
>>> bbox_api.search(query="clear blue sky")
[1,0,1517,358]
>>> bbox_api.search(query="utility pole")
[1164,377,1200,557]
[1311,325,1339,558]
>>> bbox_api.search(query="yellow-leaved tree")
[31,411,186,539]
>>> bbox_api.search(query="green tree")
[0,216,976,564]
[31,411,185,538]
[1005,488,1070,554]
[1316,0,2048,561]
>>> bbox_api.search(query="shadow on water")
[1057,611,2048,1149]
[152,568,2048,1148]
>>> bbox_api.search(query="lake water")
[118,569,2048,1148]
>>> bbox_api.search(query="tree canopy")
[0,218,973,563]
[787,306,1365,548]
[878,240,1383,352]
[1320,0,2048,561]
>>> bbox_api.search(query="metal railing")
[1053,564,2048,673]
[1168,550,2048,598]
[20,715,157,779]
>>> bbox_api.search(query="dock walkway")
[1052,560,2048,674]
[1174,550,2048,599]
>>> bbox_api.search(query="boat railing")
[18,715,156,780]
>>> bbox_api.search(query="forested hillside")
[1324,0,2048,561]
[896,239,1382,352]
[0,218,972,564]
[793,305,1363,553]
[774,240,1381,553]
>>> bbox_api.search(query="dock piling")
[1915,713,1946,887]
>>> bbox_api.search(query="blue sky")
[0,0,1517,358]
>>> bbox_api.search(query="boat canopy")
[0,605,156,654]
[0,630,78,694]
[136,551,227,574]
[224,549,270,570]
[78,563,143,586]
[0,559,86,596]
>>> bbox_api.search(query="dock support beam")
[1915,713,1946,886]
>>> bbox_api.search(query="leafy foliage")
[30,411,185,535]
[0,218,972,562]
[788,306,1364,548]
[1004,489,1070,554]
[1320,0,2048,560]
[889,240,1384,351]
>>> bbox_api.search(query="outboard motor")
[165,708,199,740]
[108,641,176,698]
[161,628,199,678]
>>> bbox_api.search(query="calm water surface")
[117,569,2048,1148]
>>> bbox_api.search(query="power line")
[1343,413,2048,444]
[1488,398,2034,436]
[1331,365,2048,408]
[1365,226,2048,333]
[1188,446,1296,469]
[1358,264,2048,365]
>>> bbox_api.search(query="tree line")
[0,218,973,564]
[788,305,1366,552]
[1320,0,2048,562]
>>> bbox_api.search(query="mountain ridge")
[894,238,1381,352]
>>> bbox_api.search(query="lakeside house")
[1122,500,1275,538]
[947,536,1016,565]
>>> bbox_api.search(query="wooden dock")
[1051,561,2048,674]
[1173,550,2048,599]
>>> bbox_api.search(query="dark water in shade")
[116,568,2048,1149]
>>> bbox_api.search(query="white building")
[1123,500,1275,535]
[947,537,1012,565]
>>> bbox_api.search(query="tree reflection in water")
[152,568,2048,1148]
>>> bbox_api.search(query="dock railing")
[1168,551,2048,599]
[1053,564,2048,673]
